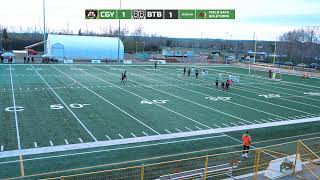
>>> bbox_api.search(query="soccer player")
[221,82,225,90]
[272,72,276,79]
[269,70,272,78]
[242,131,251,158]
[124,71,127,82]
[154,62,157,70]
[121,73,125,84]
[226,80,230,91]
[187,68,191,76]
[215,78,219,88]
[183,67,186,76]
[195,69,199,79]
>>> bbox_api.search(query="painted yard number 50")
[50,104,90,110]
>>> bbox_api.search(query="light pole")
[117,0,121,63]
[43,0,46,54]
[135,41,138,54]
[143,41,145,54]
[273,38,277,67]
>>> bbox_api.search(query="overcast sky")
[0,0,319,40]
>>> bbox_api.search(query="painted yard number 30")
[140,100,169,104]
[258,94,281,98]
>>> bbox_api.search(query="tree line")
[1,25,319,64]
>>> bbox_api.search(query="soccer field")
[0,64,320,179]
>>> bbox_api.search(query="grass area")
[0,64,319,179]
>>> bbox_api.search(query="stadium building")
[45,34,124,61]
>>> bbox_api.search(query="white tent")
[46,34,124,61]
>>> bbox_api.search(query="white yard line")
[86,66,214,131]
[1,145,3,152]
[238,122,246,125]
[105,135,111,140]
[195,126,203,130]
[160,67,313,115]
[34,142,38,148]
[261,119,270,123]
[118,134,124,139]
[164,129,172,134]
[255,120,263,123]
[175,128,183,133]
[131,68,286,120]
[231,123,238,126]
[142,131,149,136]
[130,133,136,138]
[49,141,53,146]
[9,65,22,150]
[185,127,193,131]
[64,139,69,145]
[31,65,98,142]
[51,65,161,135]
[222,123,230,127]
[78,138,83,143]
[236,85,320,109]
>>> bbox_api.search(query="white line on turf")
[195,126,203,130]
[118,134,124,139]
[51,65,161,136]
[222,123,230,127]
[185,127,192,131]
[130,133,136,137]
[164,129,172,134]
[158,67,312,115]
[78,138,83,143]
[49,141,53,146]
[231,123,238,126]
[175,128,183,133]
[105,135,111,140]
[261,119,270,123]
[9,65,22,150]
[84,67,214,131]
[1,145,3,152]
[238,122,246,125]
[64,139,69,145]
[131,68,285,121]
[34,142,38,148]
[254,120,262,123]
[32,65,99,141]
[142,131,149,136]
[236,85,320,109]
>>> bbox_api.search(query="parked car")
[284,61,294,66]
[274,61,284,65]
[309,63,320,69]
[296,63,307,68]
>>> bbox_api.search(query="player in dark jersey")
[187,68,191,76]
[269,70,272,78]
[221,82,225,91]
[183,67,186,76]
[195,69,199,79]
[154,62,157,70]
[124,71,127,82]
[226,80,230,91]
[216,79,219,88]
[121,73,125,84]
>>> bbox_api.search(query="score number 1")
[164,10,178,19]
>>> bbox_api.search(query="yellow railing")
[42,137,319,180]
[5,135,320,180]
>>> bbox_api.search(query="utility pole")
[273,38,277,67]
[117,0,121,63]
[43,0,46,54]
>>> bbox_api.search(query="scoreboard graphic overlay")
[85,9,235,19]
